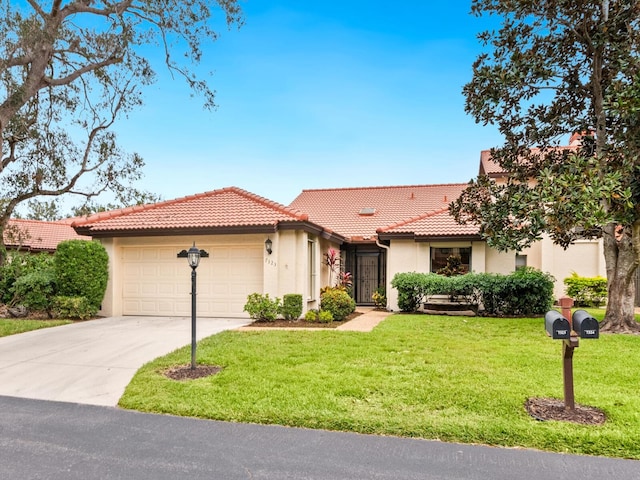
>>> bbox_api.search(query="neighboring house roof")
[288,184,470,242]
[479,149,505,177]
[479,139,582,178]
[377,208,480,241]
[5,218,91,253]
[72,186,344,242]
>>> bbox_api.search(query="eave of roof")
[376,208,481,241]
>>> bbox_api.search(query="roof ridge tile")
[377,207,450,233]
[229,187,309,220]
[298,183,469,194]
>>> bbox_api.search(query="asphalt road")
[0,396,638,480]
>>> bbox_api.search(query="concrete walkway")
[0,316,248,406]
[336,308,392,331]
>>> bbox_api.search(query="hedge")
[563,273,607,307]
[54,240,109,310]
[391,268,555,316]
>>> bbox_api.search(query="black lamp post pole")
[190,265,197,370]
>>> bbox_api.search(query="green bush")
[11,269,56,314]
[243,293,281,322]
[391,269,555,316]
[0,251,54,304]
[52,295,96,320]
[54,240,108,310]
[390,272,428,312]
[320,287,356,321]
[564,272,607,307]
[304,309,318,322]
[281,294,303,320]
[488,268,555,316]
[318,310,334,323]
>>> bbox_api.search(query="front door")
[356,253,379,304]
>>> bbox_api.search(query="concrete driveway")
[0,316,249,406]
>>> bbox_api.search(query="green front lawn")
[119,311,640,459]
[0,318,72,337]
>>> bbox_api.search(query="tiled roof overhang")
[75,220,345,244]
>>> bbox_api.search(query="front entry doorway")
[356,253,379,304]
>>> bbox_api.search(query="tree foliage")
[451,0,640,332]
[0,0,242,252]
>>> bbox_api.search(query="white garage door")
[121,244,263,317]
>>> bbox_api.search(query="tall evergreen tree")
[451,0,640,332]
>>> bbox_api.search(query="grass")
[119,309,640,459]
[0,318,72,337]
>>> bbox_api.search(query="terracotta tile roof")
[288,184,469,241]
[479,149,504,177]
[479,144,579,177]
[72,187,335,238]
[5,219,91,252]
[377,209,480,238]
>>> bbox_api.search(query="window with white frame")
[430,247,471,274]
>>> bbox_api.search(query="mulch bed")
[525,397,606,425]
[164,364,223,381]
[247,311,363,329]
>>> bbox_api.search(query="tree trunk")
[600,224,640,333]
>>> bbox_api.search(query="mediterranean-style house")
[70,138,606,318]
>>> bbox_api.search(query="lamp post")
[177,243,209,370]
[187,244,200,370]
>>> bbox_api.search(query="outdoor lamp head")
[265,238,273,255]
[187,243,201,268]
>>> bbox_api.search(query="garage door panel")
[122,244,262,317]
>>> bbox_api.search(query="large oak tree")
[0,0,242,260]
[451,0,640,332]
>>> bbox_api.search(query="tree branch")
[43,55,124,87]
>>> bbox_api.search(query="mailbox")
[572,309,600,339]
[545,310,571,339]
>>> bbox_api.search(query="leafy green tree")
[0,1,242,260]
[451,0,640,332]
[24,200,62,221]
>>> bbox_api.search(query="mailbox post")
[545,297,599,411]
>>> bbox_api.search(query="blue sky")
[112,1,504,206]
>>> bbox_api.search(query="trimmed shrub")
[304,309,318,322]
[54,240,108,310]
[11,269,56,314]
[281,294,303,320]
[320,287,356,321]
[243,293,281,322]
[318,310,334,323]
[483,268,555,316]
[52,295,96,320]
[391,268,555,316]
[564,273,607,307]
[390,272,428,312]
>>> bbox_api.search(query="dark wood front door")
[356,254,379,304]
